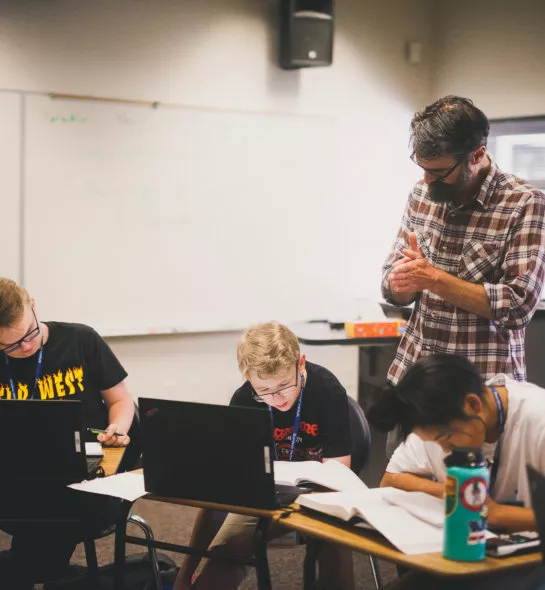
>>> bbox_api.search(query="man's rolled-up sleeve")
[485,194,545,330]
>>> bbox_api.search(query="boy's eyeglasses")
[0,308,41,354]
[251,363,299,403]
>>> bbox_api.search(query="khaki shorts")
[198,512,289,579]
[208,512,285,550]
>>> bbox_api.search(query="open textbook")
[298,488,445,554]
[274,460,368,494]
[297,487,497,555]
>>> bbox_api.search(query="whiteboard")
[23,95,338,335]
[0,92,21,283]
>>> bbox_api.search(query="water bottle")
[443,447,489,561]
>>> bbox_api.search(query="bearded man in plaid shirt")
[383,96,545,391]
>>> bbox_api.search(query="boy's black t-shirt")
[0,322,127,440]
[230,361,351,461]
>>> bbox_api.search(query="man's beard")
[428,181,460,203]
[428,164,472,204]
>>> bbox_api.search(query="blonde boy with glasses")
[174,321,355,590]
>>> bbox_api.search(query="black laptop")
[139,397,303,510]
[0,399,104,481]
[0,399,103,520]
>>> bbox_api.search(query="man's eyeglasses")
[0,308,41,354]
[251,363,299,403]
[410,154,463,181]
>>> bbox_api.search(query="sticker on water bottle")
[468,519,487,545]
[445,475,458,516]
[460,477,488,512]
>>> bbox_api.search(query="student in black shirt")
[231,360,351,462]
[0,277,135,589]
[174,321,354,590]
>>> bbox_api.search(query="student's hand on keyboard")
[97,423,131,447]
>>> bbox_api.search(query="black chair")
[347,395,372,477]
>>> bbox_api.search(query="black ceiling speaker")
[279,0,334,70]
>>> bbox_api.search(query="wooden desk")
[274,508,542,579]
[147,494,282,519]
[100,447,125,477]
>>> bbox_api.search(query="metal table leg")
[303,537,323,590]
[253,517,272,590]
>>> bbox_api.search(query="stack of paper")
[69,472,147,502]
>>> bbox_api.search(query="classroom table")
[111,469,283,590]
[274,507,543,589]
[101,456,542,590]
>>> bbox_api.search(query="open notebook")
[297,487,496,555]
[274,460,368,494]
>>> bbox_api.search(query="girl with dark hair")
[366,353,545,532]
[365,353,545,589]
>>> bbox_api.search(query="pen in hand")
[87,427,124,437]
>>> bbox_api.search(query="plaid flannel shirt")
[382,156,545,384]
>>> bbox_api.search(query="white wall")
[0,0,433,402]
[434,0,545,118]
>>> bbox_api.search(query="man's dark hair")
[364,354,485,439]
[410,96,490,161]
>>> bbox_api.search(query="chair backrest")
[347,396,372,476]
[116,401,143,473]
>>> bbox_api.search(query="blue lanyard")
[269,373,305,462]
[3,339,44,400]
[489,385,506,491]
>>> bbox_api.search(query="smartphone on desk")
[486,531,541,557]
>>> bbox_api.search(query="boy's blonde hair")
[237,322,300,379]
[0,278,30,328]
